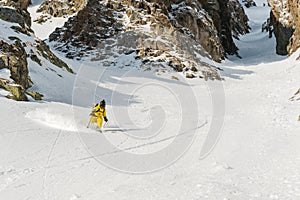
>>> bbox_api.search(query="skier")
[266,18,271,31]
[269,25,274,38]
[88,99,108,130]
[262,21,267,32]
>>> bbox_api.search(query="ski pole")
[86,118,91,128]
[87,109,94,128]
[103,121,108,128]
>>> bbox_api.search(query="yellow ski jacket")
[92,103,106,118]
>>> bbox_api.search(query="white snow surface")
[1,1,300,199]
[28,1,73,40]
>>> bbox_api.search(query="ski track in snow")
[42,130,62,200]
[75,120,208,162]
[1,0,300,199]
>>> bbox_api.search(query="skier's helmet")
[100,99,106,107]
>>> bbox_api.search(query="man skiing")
[88,99,108,130]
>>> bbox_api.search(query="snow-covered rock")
[0,3,72,100]
[36,0,87,17]
[48,0,250,80]
[268,0,300,56]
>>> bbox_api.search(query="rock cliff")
[268,0,300,56]
[37,0,87,17]
[0,0,72,100]
[49,0,250,79]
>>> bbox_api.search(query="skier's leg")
[90,116,97,123]
[97,117,103,128]
[87,116,97,128]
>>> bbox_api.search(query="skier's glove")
[104,117,108,122]
[89,112,95,116]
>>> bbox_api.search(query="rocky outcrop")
[0,6,32,100]
[49,0,249,79]
[36,40,73,73]
[242,0,257,8]
[268,0,300,56]
[37,0,87,17]
[169,0,225,61]
[4,0,31,10]
[26,90,44,100]
[229,0,251,39]
[290,88,300,101]
[199,0,244,56]
[50,0,250,60]
[286,0,300,55]
[0,78,28,101]
[0,7,31,28]
[0,0,32,35]
[0,39,32,101]
[0,5,73,101]
[270,11,294,55]
[49,0,121,56]
[0,40,32,90]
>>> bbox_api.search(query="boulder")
[36,40,73,73]
[0,78,28,101]
[26,90,43,100]
[242,0,257,8]
[0,40,32,89]
[186,73,196,78]
[5,0,31,10]
[0,7,28,27]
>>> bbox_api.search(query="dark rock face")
[0,7,31,28]
[0,78,28,101]
[270,11,294,55]
[37,0,87,17]
[36,40,73,73]
[49,0,121,58]
[0,7,33,100]
[268,0,300,56]
[5,0,31,10]
[0,0,32,29]
[180,0,250,57]
[169,0,225,61]
[0,5,72,100]
[0,40,31,101]
[201,0,239,56]
[50,0,250,63]
[287,0,300,56]
[242,0,257,8]
[219,0,237,55]
[229,0,251,39]
[0,39,32,90]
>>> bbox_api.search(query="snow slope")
[1,1,300,199]
[28,0,73,40]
